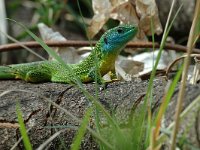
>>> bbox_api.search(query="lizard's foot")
[104,78,120,83]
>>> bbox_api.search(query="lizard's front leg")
[88,67,105,85]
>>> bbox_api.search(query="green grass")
[16,102,32,150]
[71,107,93,150]
[133,2,183,149]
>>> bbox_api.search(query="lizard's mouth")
[125,26,138,39]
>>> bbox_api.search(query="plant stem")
[170,0,200,149]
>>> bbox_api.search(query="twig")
[36,129,66,150]
[0,40,200,54]
[0,122,19,128]
[165,54,200,77]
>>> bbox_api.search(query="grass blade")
[171,1,200,149]
[16,102,32,150]
[71,107,93,150]
[138,1,182,148]
[150,64,183,149]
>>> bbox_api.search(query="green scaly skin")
[0,25,138,83]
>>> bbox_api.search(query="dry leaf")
[136,0,162,35]
[88,0,162,39]
[38,23,81,64]
[116,56,144,81]
[132,50,174,75]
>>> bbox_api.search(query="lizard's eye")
[104,37,108,44]
[117,28,123,34]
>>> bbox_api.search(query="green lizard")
[0,25,138,83]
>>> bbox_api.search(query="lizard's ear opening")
[104,37,108,45]
[117,28,124,34]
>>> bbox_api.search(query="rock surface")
[0,78,199,149]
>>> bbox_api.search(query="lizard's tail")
[0,66,16,79]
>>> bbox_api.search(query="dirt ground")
[0,78,199,149]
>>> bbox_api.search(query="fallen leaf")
[38,23,82,64]
[88,0,162,39]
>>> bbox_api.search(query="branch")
[0,41,200,54]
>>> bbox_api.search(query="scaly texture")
[0,25,138,83]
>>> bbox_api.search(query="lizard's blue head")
[99,24,138,55]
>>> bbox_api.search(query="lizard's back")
[0,60,94,83]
